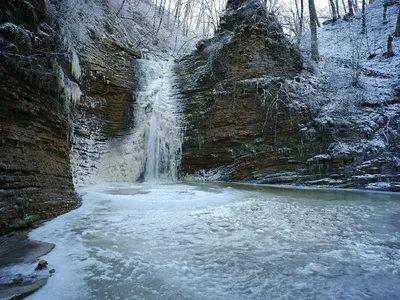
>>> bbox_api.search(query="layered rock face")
[0,0,78,235]
[177,0,361,186]
[179,0,400,189]
[71,38,140,185]
[178,0,310,182]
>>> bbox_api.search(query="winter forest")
[1,0,400,299]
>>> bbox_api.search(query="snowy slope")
[318,0,399,105]
[46,0,205,58]
[306,0,400,189]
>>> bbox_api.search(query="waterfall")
[98,59,184,182]
[139,59,184,181]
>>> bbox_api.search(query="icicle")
[56,64,82,111]
[71,50,82,81]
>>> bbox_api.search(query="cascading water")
[139,59,184,181]
[98,59,184,182]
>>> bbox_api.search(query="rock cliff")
[178,0,400,189]
[0,0,78,235]
[71,38,140,185]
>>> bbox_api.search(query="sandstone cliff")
[0,0,78,235]
[178,0,400,189]
[71,38,140,185]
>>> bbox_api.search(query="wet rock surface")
[34,260,48,271]
[0,232,54,267]
[0,279,48,300]
[71,37,141,186]
[178,0,308,181]
[0,232,54,299]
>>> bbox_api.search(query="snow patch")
[366,182,391,189]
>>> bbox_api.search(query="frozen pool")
[23,182,400,299]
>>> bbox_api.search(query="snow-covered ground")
[301,0,400,187]
[47,0,210,58]
[317,0,399,108]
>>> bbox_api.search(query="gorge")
[1,0,400,298]
[1,0,399,234]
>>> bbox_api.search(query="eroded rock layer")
[0,0,78,235]
[179,0,400,189]
[178,1,306,180]
[71,37,140,185]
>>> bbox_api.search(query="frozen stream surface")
[24,183,400,299]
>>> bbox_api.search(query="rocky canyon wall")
[71,38,140,185]
[178,0,400,189]
[0,0,78,235]
[0,0,143,234]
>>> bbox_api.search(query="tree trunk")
[348,0,354,16]
[295,0,304,45]
[342,0,347,14]
[387,35,394,57]
[361,0,366,33]
[316,15,321,27]
[336,0,341,18]
[300,0,304,39]
[309,0,319,61]
[383,5,387,22]
[395,8,400,37]
[329,0,338,20]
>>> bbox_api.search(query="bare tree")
[383,0,398,24]
[329,0,338,20]
[309,0,319,60]
[395,7,400,37]
[336,0,341,18]
[348,0,354,16]
[361,0,366,33]
[342,0,348,14]
[386,34,394,57]
[383,1,388,22]
[293,0,304,46]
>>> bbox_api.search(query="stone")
[177,0,400,189]
[70,37,140,185]
[35,260,48,270]
[49,269,55,274]
[0,22,32,53]
[12,276,24,284]
[178,0,306,182]
[0,0,46,30]
[0,279,47,300]
[0,233,55,267]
